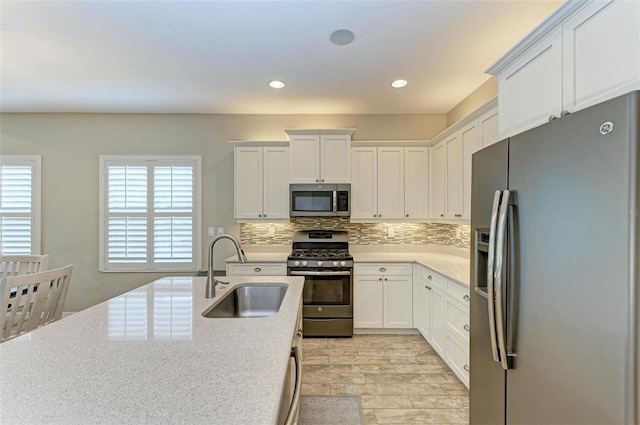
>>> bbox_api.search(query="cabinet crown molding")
[429,97,497,146]
[351,140,430,147]
[486,0,589,75]
[284,128,357,137]
[230,140,289,147]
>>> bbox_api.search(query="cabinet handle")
[384,278,388,281]
[406,214,409,218]
[427,275,432,280]
[316,179,320,183]
[464,364,470,372]
[379,214,382,218]
[425,285,432,290]
[455,214,462,218]
[464,324,471,331]
[373,214,377,218]
[297,329,303,338]
[263,214,267,218]
[440,214,445,218]
[254,267,262,272]
[321,179,325,182]
[560,109,570,117]
[258,214,262,217]
[463,295,470,301]
[378,278,382,281]
[379,267,386,272]
[548,114,558,122]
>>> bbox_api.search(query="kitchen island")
[0,276,304,425]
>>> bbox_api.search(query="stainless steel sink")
[202,283,287,318]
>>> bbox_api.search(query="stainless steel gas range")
[287,230,353,337]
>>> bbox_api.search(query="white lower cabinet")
[226,262,287,276]
[354,263,413,329]
[415,264,470,388]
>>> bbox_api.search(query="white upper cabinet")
[478,107,499,149]
[431,141,447,219]
[377,147,405,220]
[286,129,355,184]
[445,133,462,219]
[351,147,378,220]
[404,147,430,220]
[497,27,563,138]
[489,0,640,138]
[351,143,429,222]
[562,0,640,113]
[233,143,289,221]
[460,121,479,220]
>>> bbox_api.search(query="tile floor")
[301,334,469,425]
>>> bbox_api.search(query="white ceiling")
[0,0,562,114]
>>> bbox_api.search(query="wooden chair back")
[0,254,50,278]
[0,265,73,342]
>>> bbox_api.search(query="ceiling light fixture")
[391,79,408,88]
[269,80,285,89]
[330,29,355,46]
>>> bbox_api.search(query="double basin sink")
[202,283,287,318]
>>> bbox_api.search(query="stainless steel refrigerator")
[470,90,639,425]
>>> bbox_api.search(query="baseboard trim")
[353,328,419,335]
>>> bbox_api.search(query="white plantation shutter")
[0,157,41,255]
[100,156,201,272]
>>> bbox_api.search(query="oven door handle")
[289,271,352,276]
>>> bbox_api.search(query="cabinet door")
[445,133,462,219]
[460,121,479,220]
[377,147,405,220]
[262,146,290,220]
[289,135,320,183]
[353,276,383,328]
[431,141,447,219]
[351,147,378,220]
[562,0,640,113]
[416,276,432,341]
[320,135,350,183]
[478,107,499,149]
[235,146,263,219]
[383,275,413,328]
[498,27,563,138]
[430,286,446,357]
[404,147,429,220]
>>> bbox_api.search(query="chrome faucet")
[205,234,247,298]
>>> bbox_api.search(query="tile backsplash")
[240,218,470,250]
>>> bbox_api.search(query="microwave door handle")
[333,191,337,213]
[487,190,502,363]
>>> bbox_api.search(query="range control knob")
[340,261,347,267]
[293,260,300,267]
[301,261,308,267]
[333,261,339,267]
[317,261,323,267]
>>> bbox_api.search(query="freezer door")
[506,92,637,424]
[470,140,508,425]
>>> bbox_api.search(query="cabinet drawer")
[227,263,287,276]
[447,280,470,304]
[446,334,469,388]
[355,263,412,276]
[417,266,445,290]
[445,294,470,343]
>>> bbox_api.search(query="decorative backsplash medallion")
[240,218,470,250]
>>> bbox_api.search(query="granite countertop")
[227,246,471,286]
[0,276,304,425]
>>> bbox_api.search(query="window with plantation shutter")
[99,156,201,272]
[0,156,41,255]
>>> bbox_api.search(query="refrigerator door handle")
[495,189,512,370]
[487,190,502,363]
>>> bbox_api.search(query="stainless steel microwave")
[289,184,350,217]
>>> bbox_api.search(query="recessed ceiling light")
[330,29,355,46]
[391,79,408,88]
[269,80,285,89]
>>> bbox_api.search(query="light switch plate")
[217,227,224,236]
[268,225,275,237]
[208,227,215,237]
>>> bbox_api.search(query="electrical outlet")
[268,225,275,237]
[208,227,215,237]
[217,227,224,236]
[456,226,462,239]
[387,226,395,237]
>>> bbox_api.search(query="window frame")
[0,155,42,255]
[99,155,202,272]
